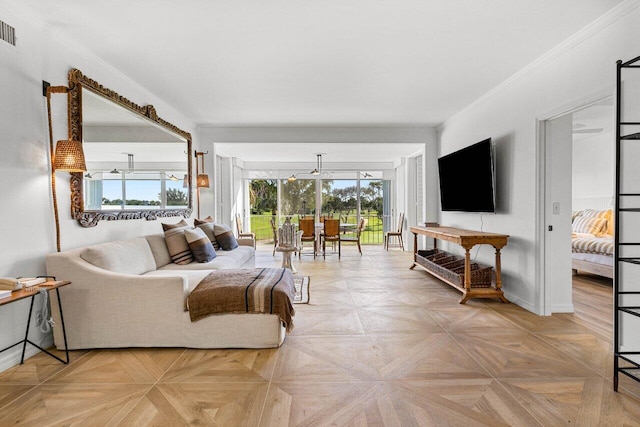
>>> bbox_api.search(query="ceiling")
[15,0,622,128]
[572,98,614,142]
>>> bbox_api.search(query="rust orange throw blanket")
[188,268,296,332]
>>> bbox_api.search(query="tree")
[281,180,317,216]
[362,181,383,218]
[250,180,277,214]
[165,188,188,206]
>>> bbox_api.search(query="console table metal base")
[0,286,69,365]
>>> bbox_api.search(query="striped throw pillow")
[571,210,582,222]
[580,209,611,236]
[162,220,193,265]
[184,228,216,263]
[213,223,239,251]
[195,217,219,250]
[572,216,607,236]
[581,209,610,219]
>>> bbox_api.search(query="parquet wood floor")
[1,246,639,426]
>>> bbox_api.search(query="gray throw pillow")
[213,223,239,250]
[184,228,216,263]
[195,221,219,250]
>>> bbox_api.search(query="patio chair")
[270,218,278,256]
[235,213,256,247]
[384,212,405,251]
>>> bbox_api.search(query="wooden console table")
[410,226,509,304]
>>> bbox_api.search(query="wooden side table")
[0,280,71,364]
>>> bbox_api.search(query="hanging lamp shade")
[197,174,210,188]
[53,140,86,172]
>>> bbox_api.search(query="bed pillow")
[162,220,194,265]
[571,210,583,222]
[184,227,216,263]
[581,209,610,219]
[213,223,239,250]
[580,209,613,236]
[572,216,607,236]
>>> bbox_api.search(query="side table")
[0,280,71,364]
[276,245,299,273]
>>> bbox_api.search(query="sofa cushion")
[214,223,239,251]
[80,237,156,275]
[145,234,172,268]
[159,246,254,271]
[162,220,194,265]
[184,228,216,263]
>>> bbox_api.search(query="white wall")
[437,2,640,314]
[0,4,198,371]
[572,130,615,209]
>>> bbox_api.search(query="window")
[84,171,187,210]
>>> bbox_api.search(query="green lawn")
[248,212,384,244]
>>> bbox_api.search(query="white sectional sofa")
[45,233,287,350]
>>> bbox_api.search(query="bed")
[571,209,614,279]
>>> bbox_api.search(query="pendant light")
[310,153,323,175]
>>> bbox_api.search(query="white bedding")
[571,251,613,267]
[571,235,614,256]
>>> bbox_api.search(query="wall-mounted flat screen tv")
[438,138,496,213]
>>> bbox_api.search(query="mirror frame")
[67,69,193,227]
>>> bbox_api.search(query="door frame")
[536,89,614,315]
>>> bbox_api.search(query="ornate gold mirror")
[68,69,192,227]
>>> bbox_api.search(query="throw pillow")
[195,220,220,250]
[194,216,214,225]
[580,209,610,219]
[214,223,239,250]
[571,210,582,222]
[572,216,607,236]
[184,228,216,263]
[162,219,189,231]
[162,220,193,265]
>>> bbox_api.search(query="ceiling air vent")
[0,20,16,46]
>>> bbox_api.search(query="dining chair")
[384,212,405,251]
[298,217,316,259]
[340,217,366,255]
[322,218,341,259]
[270,218,278,256]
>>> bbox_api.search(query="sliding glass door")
[248,176,387,245]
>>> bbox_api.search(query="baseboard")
[548,303,575,314]
[0,335,54,373]
[506,292,541,315]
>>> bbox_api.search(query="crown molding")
[440,0,640,131]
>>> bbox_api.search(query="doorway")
[539,96,614,315]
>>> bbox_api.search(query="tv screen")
[438,138,496,213]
